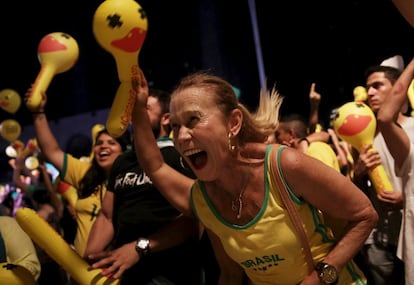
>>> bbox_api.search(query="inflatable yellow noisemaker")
[93,0,148,137]
[0,263,36,285]
[15,207,119,285]
[331,101,394,194]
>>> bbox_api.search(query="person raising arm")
[131,69,378,285]
[377,57,414,285]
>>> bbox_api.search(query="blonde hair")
[252,86,284,139]
[172,72,283,146]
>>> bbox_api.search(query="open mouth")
[185,149,207,170]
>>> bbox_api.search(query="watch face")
[321,266,338,283]
[138,239,149,249]
[316,262,338,284]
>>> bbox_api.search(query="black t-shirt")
[107,140,201,284]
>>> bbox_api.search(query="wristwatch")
[135,238,150,258]
[315,261,339,284]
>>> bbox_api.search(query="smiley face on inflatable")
[330,101,376,151]
[37,32,79,74]
[331,101,394,193]
[93,0,148,82]
[26,32,79,111]
[0,119,21,142]
[0,89,21,114]
[93,0,148,137]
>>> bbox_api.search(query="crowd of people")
[1,57,414,285]
[1,2,414,284]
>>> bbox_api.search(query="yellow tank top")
[191,145,366,285]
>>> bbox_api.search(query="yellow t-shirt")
[191,145,366,285]
[60,154,106,256]
[307,141,340,172]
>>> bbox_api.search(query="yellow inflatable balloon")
[15,207,119,285]
[26,32,79,111]
[0,263,36,285]
[25,156,39,170]
[93,0,148,137]
[331,101,393,194]
[0,119,21,142]
[408,79,414,116]
[353,86,367,102]
[0,89,21,114]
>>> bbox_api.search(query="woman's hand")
[90,242,139,279]
[131,69,149,108]
[24,85,47,113]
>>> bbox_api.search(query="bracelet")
[298,137,310,146]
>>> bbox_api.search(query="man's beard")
[152,125,161,138]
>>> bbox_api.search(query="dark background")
[1,0,414,182]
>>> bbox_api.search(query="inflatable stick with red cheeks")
[26,32,79,111]
[331,101,394,194]
[93,0,148,138]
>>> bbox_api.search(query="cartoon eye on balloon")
[25,32,79,111]
[331,101,394,194]
[0,89,21,114]
[93,0,148,137]
[0,119,21,142]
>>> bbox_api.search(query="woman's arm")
[377,57,414,169]
[25,88,65,171]
[308,82,321,134]
[392,0,414,28]
[280,147,378,273]
[84,191,115,258]
[90,214,201,279]
[131,71,194,216]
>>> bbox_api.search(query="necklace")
[231,174,249,219]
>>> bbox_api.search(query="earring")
[228,132,236,152]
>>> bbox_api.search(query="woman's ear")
[228,108,243,135]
